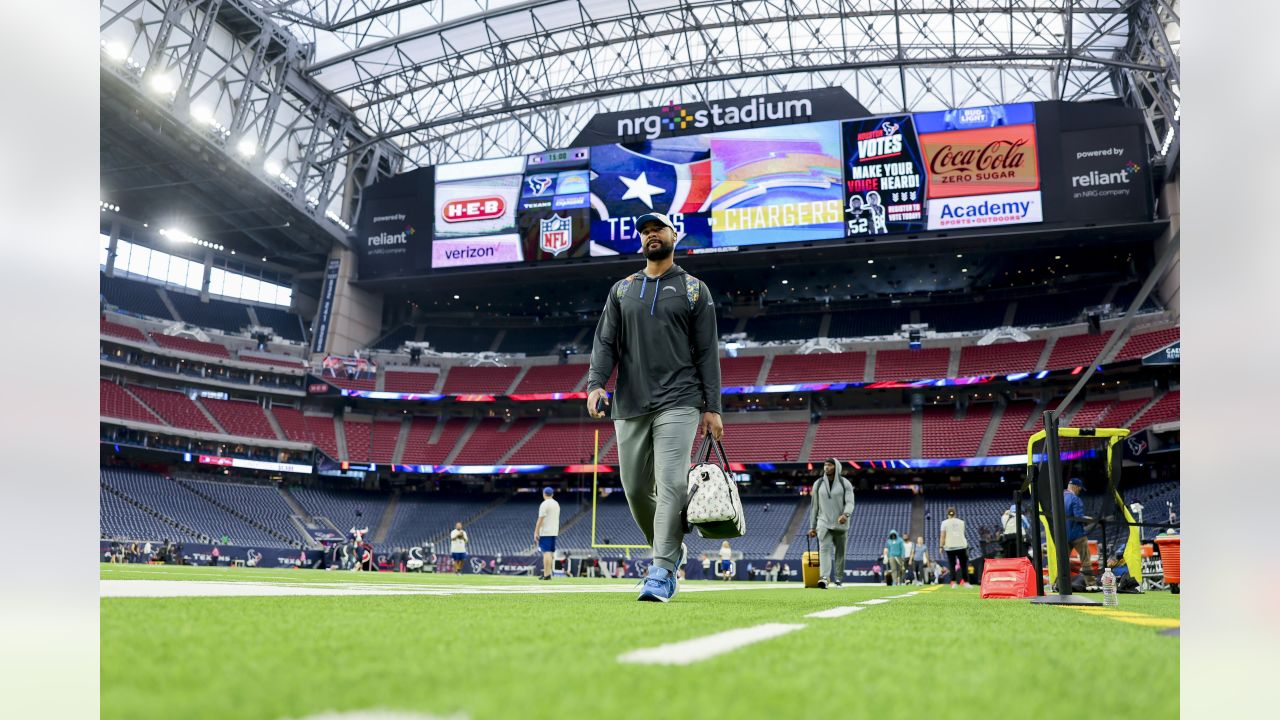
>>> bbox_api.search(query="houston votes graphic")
[841,115,926,237]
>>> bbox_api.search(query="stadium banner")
[918,122,1040,200]
[842,114,927,237]
[351,99,1163,279]
[925,190,1044,230]
[589,134,714,254]
[101,541,324,569]
[1142,339,1180,365]
[194,454,312,475]
[309,258,340,354]
[571,87,870,146]
[1060,125,1153,222]
[352,165,434,279]
[708,121,845,246]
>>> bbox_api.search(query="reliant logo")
[443,197,506,222]
[1071,169,1131,187]
[616,97,814,140]
[367,226,412,246]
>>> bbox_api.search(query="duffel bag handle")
[695,434,731,470]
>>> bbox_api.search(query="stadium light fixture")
[237,139,257,158]
[263,159,282,176]
[781,279,788,285]
[867,259,874,264]
[453,294,460,300]
[148,72,176,95]
[103,41,128,62]
[190,105,213,124]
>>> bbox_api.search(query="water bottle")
[1101,566,1118,607]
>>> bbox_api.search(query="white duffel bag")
[684,436,746,539]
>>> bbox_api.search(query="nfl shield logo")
[539,214,572,256]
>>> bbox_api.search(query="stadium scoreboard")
[354,94,1155,280]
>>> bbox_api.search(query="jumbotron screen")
[355,99,1152,276]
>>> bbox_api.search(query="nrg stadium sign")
[572,87,870,145]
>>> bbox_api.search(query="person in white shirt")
[718,541,734,581]
[534,487,561,581]
[449,522,469,573]
[940,507,969,587]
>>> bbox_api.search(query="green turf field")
[101,564,1179,720]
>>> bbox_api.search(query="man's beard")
[644,241,674,261]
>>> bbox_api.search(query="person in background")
[718,541,734,581]
[885,530,907,587]
[210,545,220,567]
[1001,504,1029,559]
[700,553,711,580]
[807,458,855,589]
[1065,477,1097,589]
[449,522,469,573]
[534,487,561,581]
[911,536,929,585]
[940,507,969,588]
[902,535,915,582]
[143,541,153,563]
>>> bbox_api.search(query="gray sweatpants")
[819,528,847,582]
[614,406,699,572]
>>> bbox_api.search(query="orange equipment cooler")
[1155,534,1181,587]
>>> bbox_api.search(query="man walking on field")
[534,487,560,581]
[587,212,723,603]
[807,459,855,589]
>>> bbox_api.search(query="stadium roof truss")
[102,0,1180,222]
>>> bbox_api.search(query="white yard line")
[857,598,893,605]
[805,605,867,619]
[100,579,807,598]
[617,623,807,666]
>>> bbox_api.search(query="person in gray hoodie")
[587,212,723,603]
[807,458,855,589]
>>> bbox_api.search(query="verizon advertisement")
[1061,126,1152,222]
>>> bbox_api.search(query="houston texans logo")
[469,558,486,574]
[879,120,900,136]
[526,176,554,196]
[1127,437,1148,455]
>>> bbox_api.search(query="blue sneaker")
[637,565,677,602]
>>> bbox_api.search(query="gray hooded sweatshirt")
[809,459,856,532]
[587,264,722,420]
